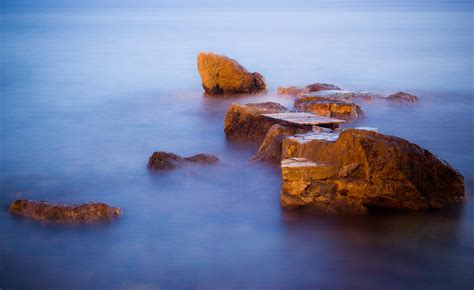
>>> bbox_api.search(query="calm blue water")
[1,2,473,289]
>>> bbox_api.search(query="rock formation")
[9,199,122,223]
[387,91,419,102]
[277,83,341,96]
[250,124,300,163]
[224,102,288,142]
[280,129,465,213]
[147,151,219,171]
[294,98,363,121]
[197,52,267,95]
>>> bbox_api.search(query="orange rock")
[280,129,466,213]
[277,83,341,96]
[250,124,300,163]
[294,99,363,121]
[197,52,267,95]
[277,86,304,96]
[224,102,288,142]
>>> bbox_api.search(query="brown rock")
[197,52,267,95]
[280,129,465,213]
[250,124,300,163]
[147,152,184,170]
[305,83,341,92]
[294,98,363,121]
[148,151,219,171]
[9,199,122,223]
[278,83,341,96]
[224,102,288,142]
[387,91,418,102]
[184,154,219,164]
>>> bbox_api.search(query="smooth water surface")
[1,2,473,289]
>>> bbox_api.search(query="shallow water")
[1,3,473,289]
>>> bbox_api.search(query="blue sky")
[2,0,473,9]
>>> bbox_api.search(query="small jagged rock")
[148,151,219,171]
[294,98,363,121]
[9,199,122,223]
[387,91,418,103]
[224,102,288,142]
[197,52,267,95]
[280,129,466,213]
[277,83,341,96]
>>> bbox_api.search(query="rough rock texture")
[387,91,418,103]
[197,52,267,95]
[280,129,465,213]
[9,199,122,223]
[305,83,341,92]
[148,151,219,171]
[184,153,220,164]
[250,124,300,163]
[148,152,185,170]
[278,83,341,96]
[294,98,363,121]
[224,102,288,142]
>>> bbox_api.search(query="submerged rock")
[224,102,288,142]
[250,124,300,163]
[148,152,185,170]
[294,98,363,121]
[277,86,305,96]
[197,52,267,95]
[148,151,219,171]
[387,91,418,103]
[9,199,122,223]
[184,153,220,164]
[278,83,341,96]
[280,129,465,213]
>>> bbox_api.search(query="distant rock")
[148,151,219,171]
[280,129,465,213]
[9,199,122,223]
[148,152,185,170]
[387,91,418,103]
[278,83,341,96]
[184,153,220,164]
[305,83,341,92]
[299,90,384,103]
[197,52,267,95]
[250,124,300,163]
[277,86,305,96]
[224,102,288,142]
[294,98,363,121]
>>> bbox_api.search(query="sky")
[1,0,473,10]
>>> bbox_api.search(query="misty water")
[1,3,473,289]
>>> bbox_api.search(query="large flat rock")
[280,129,466,213]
